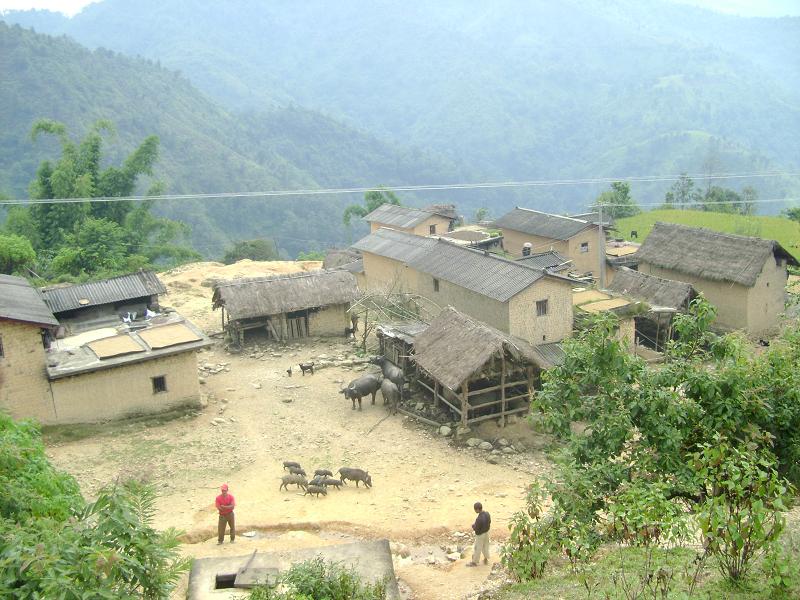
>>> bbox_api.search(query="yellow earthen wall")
[416,272,510,332]
[369,215,451,237]
[309,303,351,336]
[746,256,789,336]
[50,351,200,424]
[360,252,418,293]
[0,320,56,423]
[508,278,574,344]
[500,226,603,275]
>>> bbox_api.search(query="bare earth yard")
[43,261,553,600]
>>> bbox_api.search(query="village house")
[0,275,59,423]
[1,273,211,424]
[635,222,798,337]
[364,203,456,236]
[212,270,359,344]
[352,227,574,345]
[493,207,613,281]
[606,266,697,351]
[41,270,166,334]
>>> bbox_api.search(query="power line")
[1,170,796,206]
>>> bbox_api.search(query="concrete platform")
[187,539,400,599]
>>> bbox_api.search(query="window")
[429,224,437,235]
[580,242,589,253]
[152,375,167,394]
[433,278,440,292]
[536,299,548,316]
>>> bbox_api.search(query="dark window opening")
[429,224,437,235]
[580,242,589,253]
[215,573,237,589]
[152,375,167,394]
[433,278,440,292]
[536,299,548,316]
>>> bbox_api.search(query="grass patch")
[615,210,800,260]
[42,405,199,444]
[496,529,800,600]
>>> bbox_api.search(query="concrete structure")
[352,228,574,345]
[187,539,400,599]
[572,288,638,349]
[636,223,798,336]
[494,207,607,278]
[46,315,210,424]
[364,203,455,236]
[0,275,59,422]
[212,271,359,344]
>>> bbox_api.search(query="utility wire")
[0,170,796,206]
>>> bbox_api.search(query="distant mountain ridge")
[0,22,466,257]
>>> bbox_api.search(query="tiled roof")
[516,250,572,272]
[0,274,58,327]
[363,204,440,228]
[41,270,166,314]
[353,228,569,302]
[493,207,594,240]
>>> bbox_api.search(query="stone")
[198,377,206,385]
[199,396,209,408]
[252,382,262,389]
[415,402,425,412]
[487,457,500,465]
[439,426,452,437]
[479,441,493,451]
[446,552,460,562]
[497,438,509,447]
[505,415,518,425]
[456,426,471,437]
[466,437,482,448]
[282,398,293,403]
[502,446,515,454]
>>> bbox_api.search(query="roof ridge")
[216,270,343,287]
[514,206,589,224]
[653,221,774,244]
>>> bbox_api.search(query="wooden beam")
[461,381,469,430]
[433,380,440,409]
[500,351,506,427]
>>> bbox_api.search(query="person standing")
[467,501,491,566]
[216,484,236,544]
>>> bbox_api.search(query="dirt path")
[43,261,552,599]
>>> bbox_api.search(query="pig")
[279,474,308,491]
[289,466,306,477]
[339,374,383,410]
[321,477,343,490]
[338,467,373,488]
[380,379,400,415]
[282,461,301,471]
[304,485,328,497]
[314,469,333,478]
[370,356,405,400]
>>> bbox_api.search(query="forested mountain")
[0,22,464,257]
[4,0,800,214]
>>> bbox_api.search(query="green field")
[615,210,800,260]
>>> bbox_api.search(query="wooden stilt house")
[411,307,556,428]
[212,271,359,344]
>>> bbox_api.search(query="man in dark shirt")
[467,501,491,566]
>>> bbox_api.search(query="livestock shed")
[41,270,166,334]
[412,307,552,428]
[212,271,359,344]
[607,267,697,351]
[636,222,798,336]
[375,321,429,371]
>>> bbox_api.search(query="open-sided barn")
[212,270,359,344]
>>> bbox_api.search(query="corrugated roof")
[41,270,166,314]
[636,222,799,287]
[493,207,595,240]
[353,228,561,302]
[0,274,58,327]
[516,250,572,272]
[363,204,440,228]
[212,270,359,321]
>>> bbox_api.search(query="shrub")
[500,484,556,581]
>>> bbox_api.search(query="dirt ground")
[43,260,553,600]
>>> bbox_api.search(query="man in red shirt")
[216,484,236,544]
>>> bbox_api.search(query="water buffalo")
[370,356,405,400]
[339,374,382,410]
[380,379,400,415]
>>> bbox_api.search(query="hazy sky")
[0,0,798,18]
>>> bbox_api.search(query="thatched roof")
[412,307,547,390]
[212,271,358,320]
[607,267,696,311]
[636,222,798,287]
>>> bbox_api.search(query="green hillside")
[0,22,464,258]
[616,210,800,260]
[6,0,799,212]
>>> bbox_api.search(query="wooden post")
[221,307,226,334]
[527,366,534,404]
[461,380,469,429]
[433,380,440,409]
[280,314,288,342]
[500,352,506,427]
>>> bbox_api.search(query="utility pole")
[598,204,606,289]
